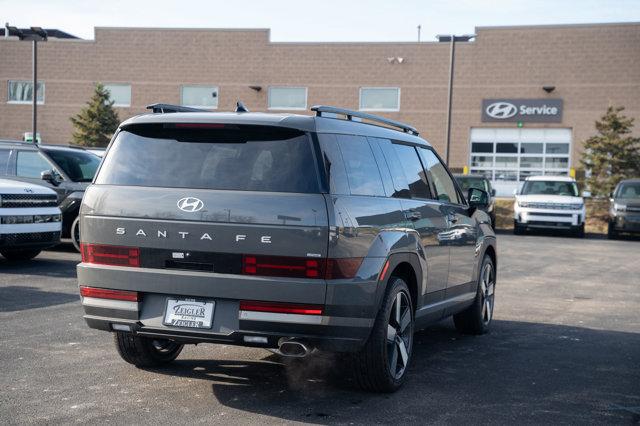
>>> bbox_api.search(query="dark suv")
[77,104,497,392]
[608,178,640,239]
[0,140,101,248]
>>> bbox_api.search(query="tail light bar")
[81,243,140,267]
[79,286,140,302]
[240,300,323,315]
[241,255,362,280]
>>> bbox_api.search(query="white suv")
[514,176,586,237]
[0,179,62,260]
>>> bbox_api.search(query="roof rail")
[311,105,419,136]
[146,103,209,113]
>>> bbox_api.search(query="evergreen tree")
[70,83,120,147]
[580,106,640,196]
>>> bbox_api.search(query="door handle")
[447,213,458,224]
[404,209,421,221]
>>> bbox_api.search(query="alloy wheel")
[480,262,495,325]
[386,291,413,379]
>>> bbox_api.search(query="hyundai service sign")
[482,99,563,123]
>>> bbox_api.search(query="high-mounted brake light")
[173,123,226,129]
[241,255,362,280]
[81,243,140,267]
[79,286,140,302]
[240,300,323,315]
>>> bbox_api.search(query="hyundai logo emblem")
[177,197,204,212]
[485,102,518,119]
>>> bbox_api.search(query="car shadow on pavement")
[0,256,79,278]
[149,320,640,424]
[0,285,79,312]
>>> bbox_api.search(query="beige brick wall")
[1,23,639,169]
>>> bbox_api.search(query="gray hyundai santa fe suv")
[77,103,497,392]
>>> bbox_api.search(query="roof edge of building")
[475,21,640,31]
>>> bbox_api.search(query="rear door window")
[392,143,431,199]
[335,135,385,197]
[95,125,319,193]
[16,150,54,178]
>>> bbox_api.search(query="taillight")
[241,255,362,280]
[79,286,140,302]
[239,300,323,315]
[81,243,140,267]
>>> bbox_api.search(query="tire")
[454,255,495,335]
[607,222,618,240]
[573,223,585,238]
[351,277,414,393]
[71,216,81,252]
[114,332,183,368]
[0,249,42,261]
[513,220,524,235]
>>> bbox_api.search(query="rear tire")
[351,277,414,393]
[114,332,183,368]
[454,254,495,335]
[0,249,42,261]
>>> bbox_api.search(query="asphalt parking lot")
[0,233,639,425]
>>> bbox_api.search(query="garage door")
[468,128,571,197]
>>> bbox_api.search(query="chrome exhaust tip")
[275,338,312,358]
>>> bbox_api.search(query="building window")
[104,84,131,107]
[359,87,400,111]
[8,80,44,104]
[181,85,218,109]
[268,87,307,110]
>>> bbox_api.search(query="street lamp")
[5,24,48,144]
[436,34,475,166]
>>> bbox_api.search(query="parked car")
[608,178,640,239]
[0,140,101,250]
[513,175,586,237]
[76,104,497,393]
[454,174,496,228]
[0,178,61,260]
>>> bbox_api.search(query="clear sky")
[2,0,639,41]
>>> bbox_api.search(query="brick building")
[1,22,639,194]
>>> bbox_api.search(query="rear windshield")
[95,125,319,193]
[521,180,578,197]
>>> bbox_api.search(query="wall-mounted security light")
[542,85,556,93]
[249,85,262,92]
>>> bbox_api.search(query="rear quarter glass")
[95,124,320,193]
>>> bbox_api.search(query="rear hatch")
[80,122,328,304]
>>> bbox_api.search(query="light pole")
[437,34,475,166]
[5,25,48,144]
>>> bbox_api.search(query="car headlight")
[572,203,584,210]
[518,201,530,208]
[614,203,627,212]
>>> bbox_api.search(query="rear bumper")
[77,263,378,352]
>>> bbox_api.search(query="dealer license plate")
[163,298,215,329]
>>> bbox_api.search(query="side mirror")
[491,188,496,197]
[468,187,489,209]
[512,188,518,196]
[582,190,591,198]
[41,170,61,186]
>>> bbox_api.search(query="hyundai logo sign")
[177,197,204,212]
[482,99,563,123]
[485,102,518,119]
